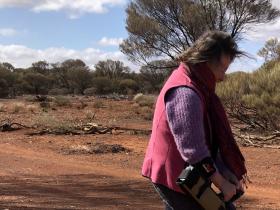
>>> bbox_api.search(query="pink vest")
[141,63,207,192]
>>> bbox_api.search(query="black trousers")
[153,183,236,210]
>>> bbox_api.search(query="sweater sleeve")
[165,86,211,164]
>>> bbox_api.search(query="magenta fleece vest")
[141,63,206,193]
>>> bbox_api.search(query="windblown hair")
[178,31,246,64]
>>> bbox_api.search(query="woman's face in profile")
[211,54,232,82]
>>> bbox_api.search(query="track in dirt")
[0,136,279,210]
[0,142,162,210]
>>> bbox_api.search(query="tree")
[1,62,15,71]
[51,59,87,93]
[120,0,280,65]
[139,60,174,92]
[94,59,130,80]
[258,38,280,61]
[91,77,113,95]
[67,67,93,95]
[23,72,50,95]
[0,65,18,97]
[119,79,139,94]
[0,79,9,98]
[31,61,50,75]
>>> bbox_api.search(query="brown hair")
[178,30,246,64]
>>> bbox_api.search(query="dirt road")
[0,97,279,209]
[0,130,279,210]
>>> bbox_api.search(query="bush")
[0,103,6,112]
[217,60,280,131]
[24,95,37,102]
[133,93,143,101]
[93,100,104,109]
[26,104,38,113]
[34,113,75,130]
[91,77,113,95]
[133,93,156,108]
[84,87,96,96]
[119,79,139,94]
[76,100,87,109]
[11,102,25,113]
[39,101,51,109]
[53,96,72,107]
[139,106,154,120]
[48,88,69,95]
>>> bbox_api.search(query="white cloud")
[244,1,280,42]
[0,0,34,7]
[0,44,138,70]
[244,18,280,42]
[0,0,127,17]
[272,0,280,9]
[228,55,264,73]
[0,28,17,37]
[98,37,124,46]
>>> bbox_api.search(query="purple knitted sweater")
[165,86,211,164]
[165,86,238,183]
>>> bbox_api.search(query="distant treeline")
[0,59,174,97]
[1,38,280,132]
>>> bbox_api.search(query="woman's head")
[178,30,245,81]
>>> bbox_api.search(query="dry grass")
[53,96,72,107]
[84,110,96,121]
[139,106,154,120]
[26,105,38,113]
[0,103,7,112]
[34,113,75,130]
[11,102,25,113]
[133,93,156,108]
[93,100,104,109]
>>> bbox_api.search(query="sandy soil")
[0,97,279,210]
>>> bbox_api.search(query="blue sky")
[0,0,279,73]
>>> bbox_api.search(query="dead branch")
[234,131,280,149]
[0,120,32,132]
[25,123,152,136]
[26,129,82,136]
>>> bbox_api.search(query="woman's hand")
[236,179,246,192]
[210,171,237,202]
[220,179,237,202]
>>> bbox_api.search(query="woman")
[142,31,248,210]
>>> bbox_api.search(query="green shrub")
[91,77,113,95]
[217,60,280,131]
[119,79,139,94]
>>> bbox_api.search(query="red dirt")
[0,97,279,209]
